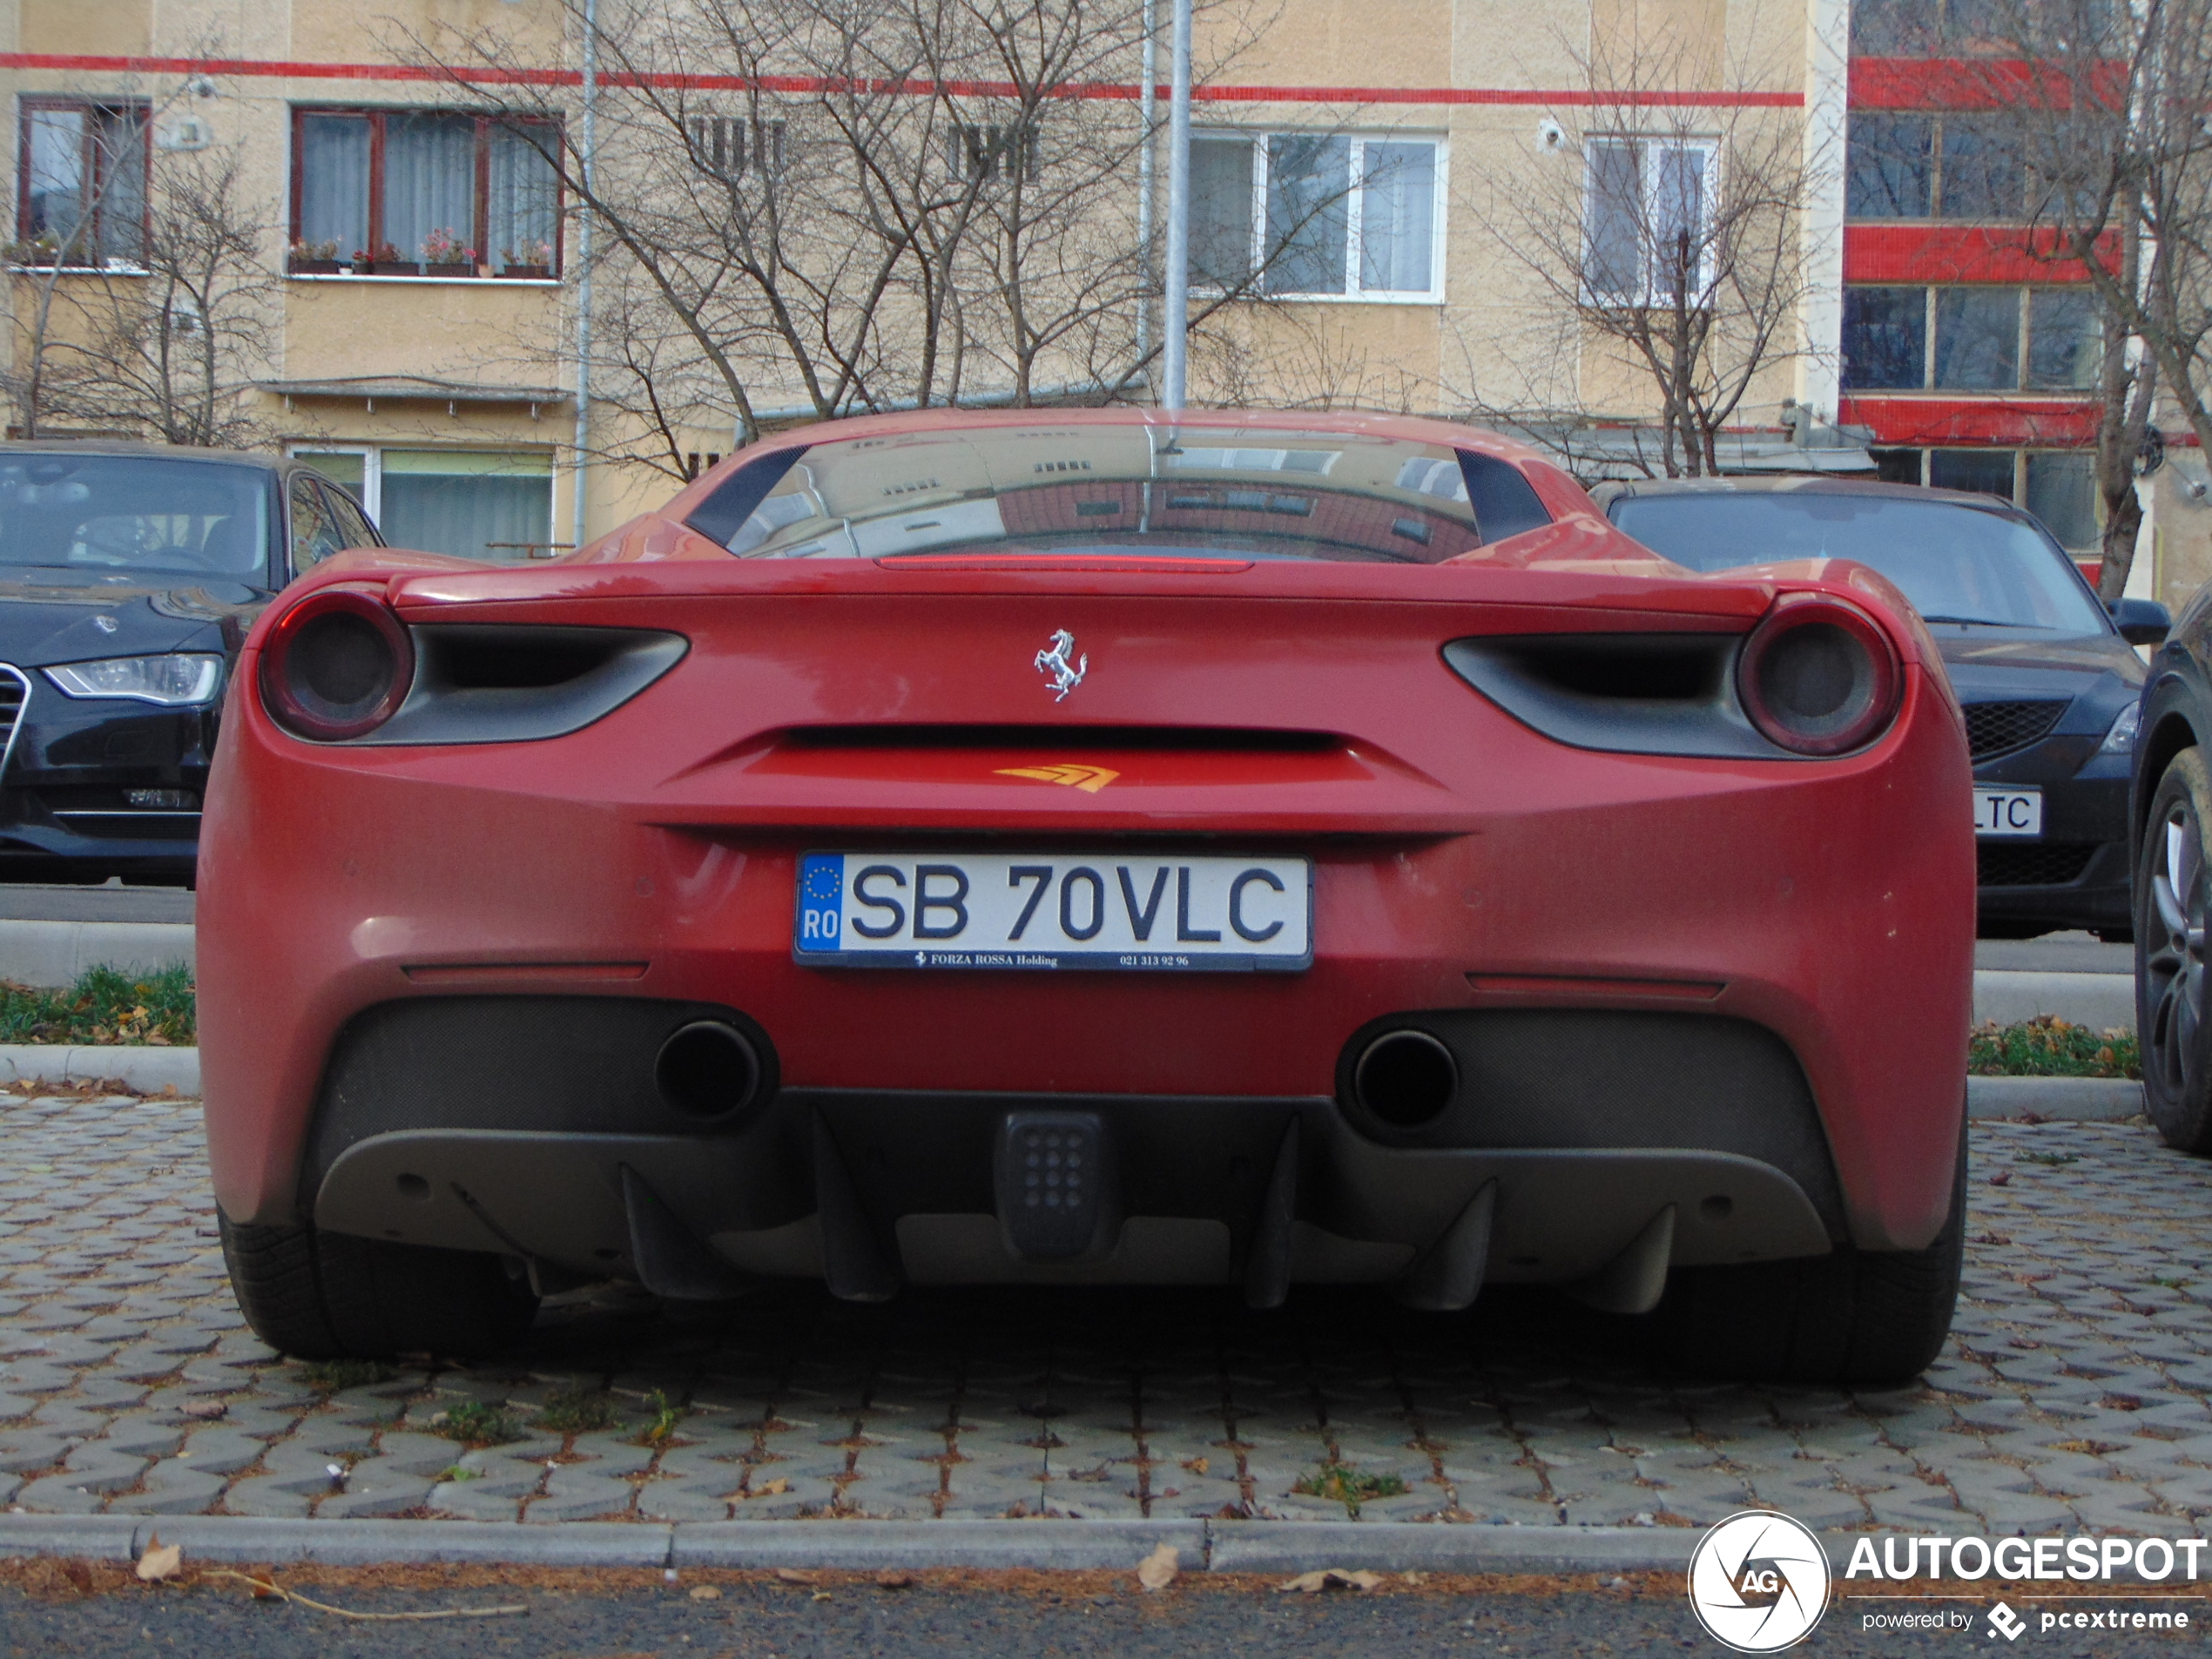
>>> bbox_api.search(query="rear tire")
[2139,748,2212,1151]
[221,1216,539,1360]
[1662,1124,1966,1384]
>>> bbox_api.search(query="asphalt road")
[1,1573,2195,1658]
[0,881,194,924]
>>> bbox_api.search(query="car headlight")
[44,653,225,705]
[2099,704,2141,756]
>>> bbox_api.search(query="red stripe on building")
[1843,225,2119,284]
[0,51,1802,106]
[1849,55,2122,111]
[1838,396,2102,446]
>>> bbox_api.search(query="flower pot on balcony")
[361,260,421,277]
[424,261,474,279]
[287,258,343,275]
[500,264,552,280]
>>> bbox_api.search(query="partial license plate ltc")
[793,852,1312,971]
[1973,786,2043,839]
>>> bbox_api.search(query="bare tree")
[1458,24,1826,478]
[1952,0,2212,597]
[413,0,1177,462]
[41,142,280,447]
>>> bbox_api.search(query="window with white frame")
[291,448,557,562]
[1582,135,1716,304]
[1190,132,1442,300]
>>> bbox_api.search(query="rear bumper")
[300,995,1845,1295]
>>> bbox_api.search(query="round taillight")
[1737,595,1902,757]
[259,589,413,741]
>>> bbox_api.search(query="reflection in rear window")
[0,454,269,579]
[688,426,1549,563]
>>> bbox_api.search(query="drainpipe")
[1160,0,1192,409]
[570,0,598,550]
[1136,0,1156,381]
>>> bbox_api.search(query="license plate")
[793,852,1312,970]
[1973,786,2043,839]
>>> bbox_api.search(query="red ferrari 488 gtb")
[197,409,1973,1382]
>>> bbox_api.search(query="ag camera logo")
[1688,1510,1831,1652]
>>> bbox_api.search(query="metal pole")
[570,0,598,551]
[1136,0,1155,372]
[1161,0,1192,408]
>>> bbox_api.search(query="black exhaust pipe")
[655,1021,764,1121]
[1352,1030,1458,1128]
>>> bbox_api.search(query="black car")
[1593,475,2168,941]
[0,442,381,883]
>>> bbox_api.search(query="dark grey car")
[0,442,381,883]
[1594,475,2168,941]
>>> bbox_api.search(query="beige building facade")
[3,0,2206,599]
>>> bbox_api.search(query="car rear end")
[197,413,1974,1379]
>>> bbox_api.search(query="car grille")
[0,665,28,776]
[1978,842,2099,887]
[1965,699,2067,760]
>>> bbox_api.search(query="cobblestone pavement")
[6,1093,2212,1534]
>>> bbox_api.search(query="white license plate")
[1973,786,2043,839]
[793,852,1312,970]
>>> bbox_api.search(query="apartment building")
[4,0,2205,598]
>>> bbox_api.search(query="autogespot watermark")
[1841,1532,2204,1642]
[1688,1515,2210,1649]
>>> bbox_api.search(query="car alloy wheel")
[2140,748,2212,1150]
[2148,799,2207,1091]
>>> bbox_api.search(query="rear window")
[1609,490,2109,635]
[687,426,1549,564]
[0,453,270,580]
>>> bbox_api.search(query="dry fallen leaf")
[752,1477,791,1498]
[811,1591,833,1603]
[1277,1568,1384,1594]
[774,1568,819,1585]
[688,1585,723,1602]
[1181,1456,1209,1476]
[136,1537,183,1583]
[1136,1542,1179,1592]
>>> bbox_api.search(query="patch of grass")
[296,1359,394,1393]
[536,1387,622,1436]
[632,1389,684,1448]
[435,1465,480,1483]
[2020,1150,2081,1167]
[427,1399,523,1447]
[1291,1460,1409,1516]
[0,964,195,1045]
[1969,1015,2140,1080]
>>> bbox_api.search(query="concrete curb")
[0,1043,198,1094]
[0,919,193,989]
[1967,1074,2144,1120]
[0,1514,1702,1573]
[1974,969,2134,1031]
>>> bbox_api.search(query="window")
[16,98,147,266]
[1851,0,2123,57]
[1866,447,2103,550]
[1844,114,2023,220]
[293,110,561,276]
[1932,288,2020,388]
[1845,114,1932,219]
[293,448,554,563]
[1188,132,1442,300]
[1842,287,2103,391]
[1583,136,1715,303]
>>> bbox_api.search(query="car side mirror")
[2110,597,2172,646]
